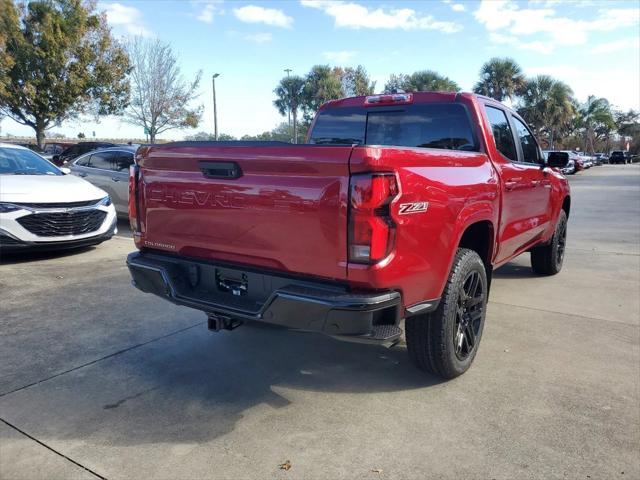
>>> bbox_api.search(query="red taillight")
[128,164,140,232]
[349,173,399,264]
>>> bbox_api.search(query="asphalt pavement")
[1,165,639,480]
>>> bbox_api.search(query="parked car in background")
[52,142,119,166]
[561,158,576,175]
[593,153,607,165]
[544,150,580,174]
[578,153,593,168]
[68,146,137,217]
[42,142,73,159]
[0,143,116,252]
[609,151,628,164]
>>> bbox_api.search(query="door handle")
[530,180,540,187]
[505,181,518,191]
[78,172,88,178]
[111,177,120,182]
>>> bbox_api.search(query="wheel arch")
[458,220,495,270]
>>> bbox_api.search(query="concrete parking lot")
[1,165,639,480]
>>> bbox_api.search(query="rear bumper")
[127,251,404,345]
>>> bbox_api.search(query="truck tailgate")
[136,143,352,280]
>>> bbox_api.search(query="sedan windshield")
[0,147,62,175]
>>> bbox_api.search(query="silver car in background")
[68,146,137,217]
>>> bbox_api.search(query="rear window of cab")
[308,103,478,152]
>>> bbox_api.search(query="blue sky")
[2,0,639,140]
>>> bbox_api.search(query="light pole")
[284,68,292,141]
[212,73,220,141]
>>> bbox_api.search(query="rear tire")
[406,248,488,379]
[531,210,567,275]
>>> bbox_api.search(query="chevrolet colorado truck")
[126,92,570,379]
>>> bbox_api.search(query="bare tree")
[125,37,202,143]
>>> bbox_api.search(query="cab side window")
[485,106,517,162]
[512,117,542,164]
[75,154,91,167]
[113,151,134,171]
[88,151,117,170]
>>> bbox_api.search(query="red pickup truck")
[127,92,570,379]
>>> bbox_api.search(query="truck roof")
[319,91,463,111]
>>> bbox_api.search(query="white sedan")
[0,143,117,253]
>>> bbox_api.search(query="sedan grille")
[12,199,102,209]
[17,210,107,237]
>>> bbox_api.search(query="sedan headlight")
[99,196,112,207]
[0,202,22,213]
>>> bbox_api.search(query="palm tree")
[473,57,526,102]
[274,75,306,144]
[579,96,615,153]
[384,71,459,93]
[518,75,575,149]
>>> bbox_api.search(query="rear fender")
[437,203,497,297]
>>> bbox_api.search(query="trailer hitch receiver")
[207,313,243,332]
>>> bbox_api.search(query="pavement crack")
[103,387,158,410]
[489,301,640,327]
[0,417,107,480]
[568,247,640,257]
[0,321,205,398]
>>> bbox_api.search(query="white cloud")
[233,5,293,28]
[525,65,640,110]
[301,0,462,33]
[592,38,639,54]
[244,32,273,44]
[475,0,640,53]
[489,32,554,54]
[323,50,357,63]
[451,4,466,12]
[102,3,153,37]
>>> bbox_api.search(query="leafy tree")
[184,131,236,141]
[0,0,130,147]
[405,70,459,92]
[614,109,640,139]
[77,132,85,139]
[217,133,237,141]
[579,95,615,153]
[473,57,525,102]
[301,65,344,123]
[125,37,202,143]
[384,71,459,93]
[241,123,306,143]
[384,74,410,93]
[518,75,575,149]
[340,66,376,96]
[274,75,306,143]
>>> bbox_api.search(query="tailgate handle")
[199,161,242,179]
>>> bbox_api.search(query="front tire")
[406,248,488,379]
[531,210,567,275]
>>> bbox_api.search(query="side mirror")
[547,151,569,168]
[60,167,71,175]
[52,155,60,165]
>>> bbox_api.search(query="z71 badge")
[398,202,429,214]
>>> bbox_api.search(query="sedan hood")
[0,174,107,204]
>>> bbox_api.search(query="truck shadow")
[0,246,96,265]
[493,262,538,279]
[7,320,443,448]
